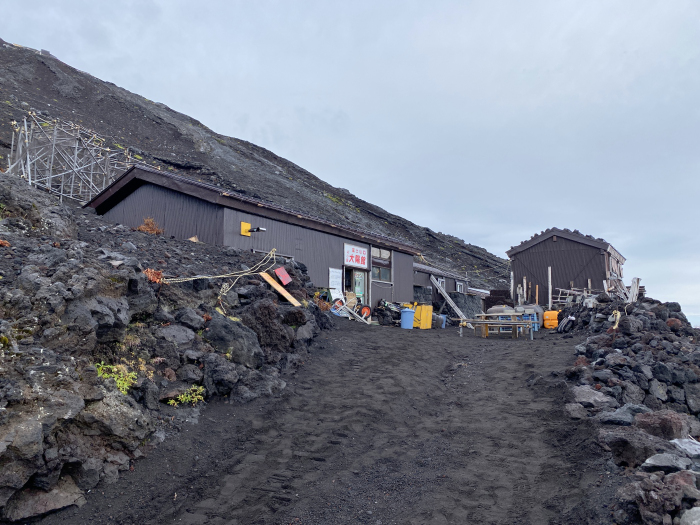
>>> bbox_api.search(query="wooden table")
[453,313,534,340]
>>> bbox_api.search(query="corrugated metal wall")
[413,270,466,302]
[102,184,224,245]
[100,183,419,308]
[222,208,370,291]
[391,251,415,303]
[511,236,607,305]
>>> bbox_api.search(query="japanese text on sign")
[344,244,368,269]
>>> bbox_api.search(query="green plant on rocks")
[95,362,137,394]
[168,386,206,407]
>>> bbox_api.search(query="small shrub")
[136,217,164,235]
[168,386,206,407]
[95,362,137,394]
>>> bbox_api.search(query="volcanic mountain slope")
[0,40,508,289]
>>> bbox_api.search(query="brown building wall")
[102,184,224,245]
[510,236,607,305]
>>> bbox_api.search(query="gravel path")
[39,320,622,525]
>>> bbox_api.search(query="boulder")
[175,308,205,330]
[176,364,204,383]
[571,385,619,409]
[685,384,700,414]
[622,382,646,405]
[681,507,700,525]
[2,475,85,521]
[565,403,588,419]
[599,426,677,467]
[635,410,690,440]
[649,379,668,402]
[232,367,286,403]
[156,325,195,346]
[205,313,264,368]
[597,404,651,426]
[672,439,700,459]
[240,299,293,353]
[640,453,693,474]
[78,391,153,441]
[653,363,673,384]
[201,353,239,396]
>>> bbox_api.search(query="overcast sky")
[5,1,700,326]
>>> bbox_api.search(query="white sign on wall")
[328,267,343,291]
[344,243,368,269]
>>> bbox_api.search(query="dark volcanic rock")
[205,313,264,368]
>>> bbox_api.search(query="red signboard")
[274,267,292,285]
[344,243,368,269]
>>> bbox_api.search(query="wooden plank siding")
[510,235,607,305]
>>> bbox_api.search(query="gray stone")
[649,379,669,402]
[622,382,646,405]
[175,308,204,330]
[685,384,700,414]
[672,439,700,459]
[2,475,85,521]
[681,507,700,525]
[597,404,651,426]
[231,367,286,403]
[571,385,619,409]
[599,426,677,467]
[294,322,316,345]
[593,369,613,383]
[205,313,263,368]
[156,325,195,346]
[565,403,588,419]
[640,453,693,474]
[201,353,239,396]
[669,385,686,404]
[73,457,103,490]
[176,364,204,383]
[8,419,43,460]
[653,363,673,383]
[79,391,153,440]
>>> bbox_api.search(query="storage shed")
[506,228,625,306]
[86,165,420,308]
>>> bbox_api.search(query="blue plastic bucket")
[400,309,415,329]
[440,314,447,329]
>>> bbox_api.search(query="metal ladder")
[430,275,474,335]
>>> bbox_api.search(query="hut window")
[371,247,391,282]
[372,266,391,282]
[456,282,464,293]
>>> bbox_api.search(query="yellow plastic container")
[543,310,560,329]
[413,305,433,329]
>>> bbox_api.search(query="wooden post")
[535,285,539,305]
[522,277,527,306]
[587,278,592,291]
[548,267,552,310]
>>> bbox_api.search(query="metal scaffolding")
[7,112,134,204]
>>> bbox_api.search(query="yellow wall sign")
[240,222,251,237]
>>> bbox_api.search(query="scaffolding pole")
[6,112,133,204]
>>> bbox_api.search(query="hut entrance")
[344,268,367,305]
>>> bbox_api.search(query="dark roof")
[413,262,466,281]
[506,227,625,262]
[86,164,421,255]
